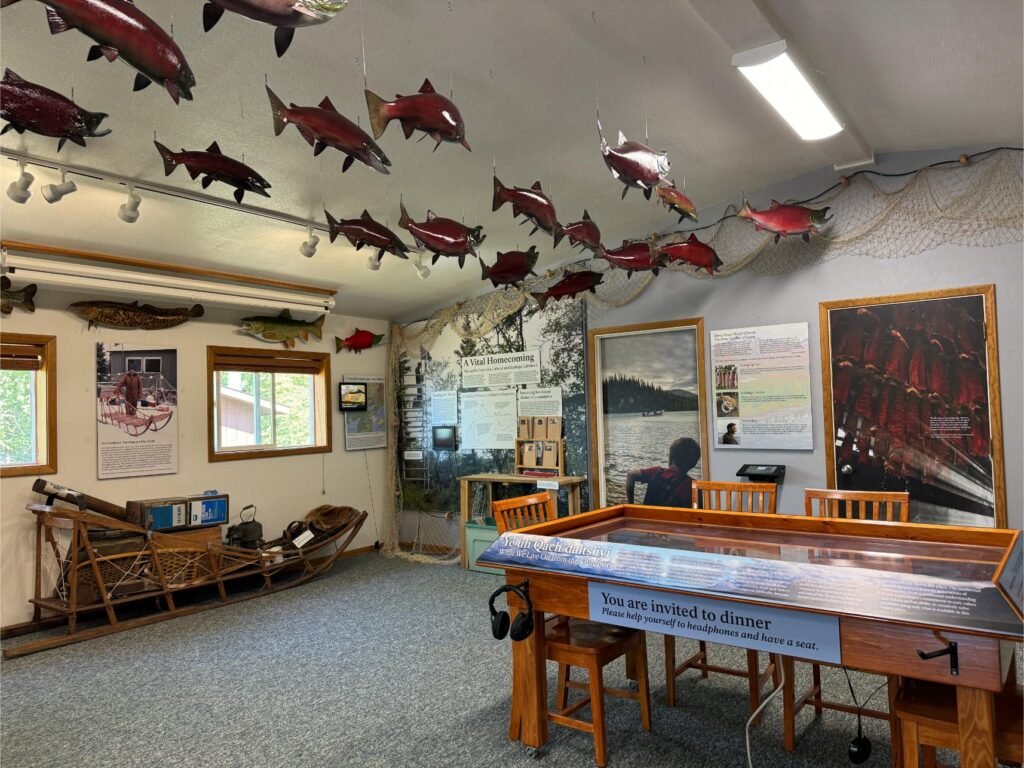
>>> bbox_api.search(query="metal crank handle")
[916,641,959,676]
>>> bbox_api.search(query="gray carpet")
[0,554,974,768]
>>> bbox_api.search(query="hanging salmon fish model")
[480,247,539,289]
[202,1,347,58]
[492,177,563,245]
[557,210,603,254]
[658,233,722,275]
[2,0,197,104]
[655,181,697,222]
[737,199,832,243]
[365,78,470,151]
[531,270,604,310]
[154,141,270,203]
[600,240,665,277]
[398,203,484,269]
[335,328,384,353]
[599,125,670,200]
[267,85,390,174]
[324,209,412,261]
[1,69,110,150]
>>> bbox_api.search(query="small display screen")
[433,426,457,451]
[339,382,367,411]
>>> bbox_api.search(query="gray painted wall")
[588,148,1023,528]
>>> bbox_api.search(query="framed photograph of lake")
[819,284,1006,528]
[587,318,709,507]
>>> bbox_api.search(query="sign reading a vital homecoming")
[461,351,541,388]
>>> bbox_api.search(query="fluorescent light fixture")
[733,40,842,141]
[3,254,334,314]
[118,186,141,223]
[7,162,34,204]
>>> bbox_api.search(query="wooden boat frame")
[3,502,367,659]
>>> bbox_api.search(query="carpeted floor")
[1,554,972,768]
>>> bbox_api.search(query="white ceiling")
[1,0,1021,320]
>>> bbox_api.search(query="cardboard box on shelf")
[542,441,559,467]
[518,417,531,439]
[532,417,546,439]
[546,416,562,440]
[521,442,537,468]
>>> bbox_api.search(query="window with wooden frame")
[207,346,331,461]
[1,333,57,477]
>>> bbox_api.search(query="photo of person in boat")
[721,422,739,445]
[625,437,701,507]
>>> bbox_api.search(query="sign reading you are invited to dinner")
[588,582,841,664]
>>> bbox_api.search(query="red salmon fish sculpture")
[658,233,723,276]
[492,177,563,245]
[335,328,384,353]
[365,78,469,151]
[202,0,347,57]
[324,209,412,261]
[398,203,484,269]
[656,181,697,222]
[4,0,196,104]
[481,247,539,289]
[599,127,670,200]
[737,199,831,243]
[531,270,604,310]
[557,210,603,254]
[155,140,270,203]
[1,69,110,150]
[267,85,390,174]
[600,240,665,277]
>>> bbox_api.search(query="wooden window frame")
[207,345,332,462]
[1,332,57,477]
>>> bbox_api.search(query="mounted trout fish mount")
[226,504,263,549]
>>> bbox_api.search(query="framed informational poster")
[587,318,709,507]
[96,343,178,479]
[459,389,518,450]
[820,285,1005,527]
[709,323,813,450]
[343,375,385,450]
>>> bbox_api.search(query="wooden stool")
[895,678,1022,767]
[546,618,652,767]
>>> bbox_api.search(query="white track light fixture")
[299,228,320,258]
[366,253,382,271]
[6,162,34,204]
[414,255,430,280]
[41,171,78,204]
[117,186,141,223]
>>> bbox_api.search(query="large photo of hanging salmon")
[819,285,1005,527]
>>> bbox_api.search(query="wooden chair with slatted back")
[780,488,912,753]
[492,492,557,534]
[494,493,652,767]
[663,480,780,724]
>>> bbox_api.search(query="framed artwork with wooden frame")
[587,318,709,508]
[819,284,1005,528]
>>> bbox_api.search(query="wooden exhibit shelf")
[457,473,586,569]
[478,505,1023,768]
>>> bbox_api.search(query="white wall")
[0,291,389,626]
[589,149,1023,529]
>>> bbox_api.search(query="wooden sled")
[3,500,367,659]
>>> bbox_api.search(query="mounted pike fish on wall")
[2,0,197,104]
[492,177,562,245]
[364,78,470,152]
[398,203,484,269]
[240,309,325,348]
[599,126,670,200]
[1,69,110,150]
[737,199,832,243]
[201,0,348,58]
[267,85,390,174]
[154,140,271,203]
[69,300,204,330]
[1,276,37,314]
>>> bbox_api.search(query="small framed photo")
[339,382,368,411]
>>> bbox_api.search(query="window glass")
[0,369,36,466]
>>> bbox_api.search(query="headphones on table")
[488,580,534,641]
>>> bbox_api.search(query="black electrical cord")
[843,666,891,764]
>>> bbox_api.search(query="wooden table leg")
[511,607,548,748]
[568,484,581,516]
[459,478,470,568]
[781,655,796,752]
[546,489,558,516]
[955,686,996,768]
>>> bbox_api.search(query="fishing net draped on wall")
[382,148,1023,560]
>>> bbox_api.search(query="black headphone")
[843,667,885,765]
[488,580,534,641]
